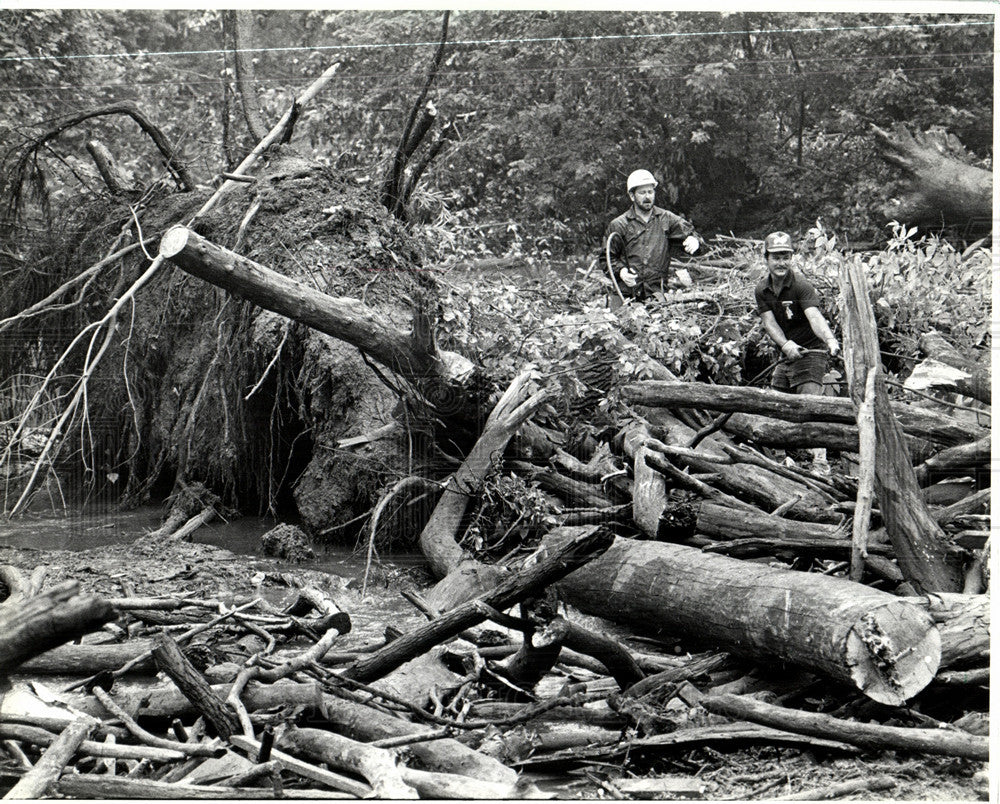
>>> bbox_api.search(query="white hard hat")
[626,169,658,193]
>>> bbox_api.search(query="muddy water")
[0,506,426,579]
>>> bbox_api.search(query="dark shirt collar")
[767,269,795,295]
[625,205,664,222]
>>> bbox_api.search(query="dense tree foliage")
[1,10,992,252]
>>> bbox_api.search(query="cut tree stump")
[543,534,940,705]
[917,330,990,404]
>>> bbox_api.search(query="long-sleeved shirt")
[604,205,698,298]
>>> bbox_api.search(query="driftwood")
[702,692,988,760]
[545,534,940,705]
[623,381,982,447]
[17,639,157,674]
[905,593,989,669]
[2,716,97,800]
[151,634,241,739]
[342,525,613,684]
[0,580,115,675]
[52,775,351,799]
[838,257,963,593]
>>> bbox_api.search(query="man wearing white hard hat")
[603,169,702,302]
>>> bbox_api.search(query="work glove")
[682,235,700,254]
[781,340,804,360]
[619,267,639,288]
[827,339,841,358]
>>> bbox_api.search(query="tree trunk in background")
[544,533,940,706]
[873,124,992,231]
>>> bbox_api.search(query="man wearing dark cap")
[755,231,840,472]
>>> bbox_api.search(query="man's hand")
[674,268,693,288]
[827,338,841,358]
[682,235,699,254]
[619,267,639,288]
[781,340,805,360]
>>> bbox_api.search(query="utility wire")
[0,17,992,64]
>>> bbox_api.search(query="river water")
[0,506,426,579]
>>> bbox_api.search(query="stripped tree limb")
[702,692,988,760]
[2,716,97,800]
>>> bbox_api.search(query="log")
[768,774,897,801]
[839,258,963,592]
[557,617,645,690]
[53,775,351,799]
[493,617,567,690]
[702,692,988,760]
[544,534,940,705]
[17,639,157,674]
[904,593,988,669]
[0,580,116,675]
[281,726,532,799]
[342,525,613,684]
[913,435,990,487]
[159,225,474,393]
[623,381,983,448]
[279,727,417,799]
[0,723,188,762]
[2,716,96,800]
[659,500,844,544]
[917,330,990,404]
[873,124,992,231]
[151,634,241,738]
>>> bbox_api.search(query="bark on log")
[159,226,474,394]
[623,381,982,448]
[342,525,612,684]
[918,330,990,404]
[661,500,844,543]
[15,640,159,674]
[702,692,988,760]
[544,534,940,705]
[0,581,115,675]
[913,435,990,488]
[839,258,962,593]
[905,593,988,669]
[873,124,992,230]
[722,412,935,460]
[151,634,241,738]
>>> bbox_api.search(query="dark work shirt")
[754,270,823,348]
[605,205,696,297]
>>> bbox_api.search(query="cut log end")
[844,602,941,705]
[159,226,191,259]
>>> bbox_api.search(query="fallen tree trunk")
[702,692,988,760]
[720,412,935,460]
[159,225,474,400]
[839,258,963,593]
[873,123,992,231]
[16,640,157,674]
[0,581,116,675]
[905,593,989,669]
[544,534,940,705]
[659,500,844,543]
[623,381,983,448]
[917,330,990,404]
[913,435,990,488]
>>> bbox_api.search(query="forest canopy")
[1,9,992,251]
